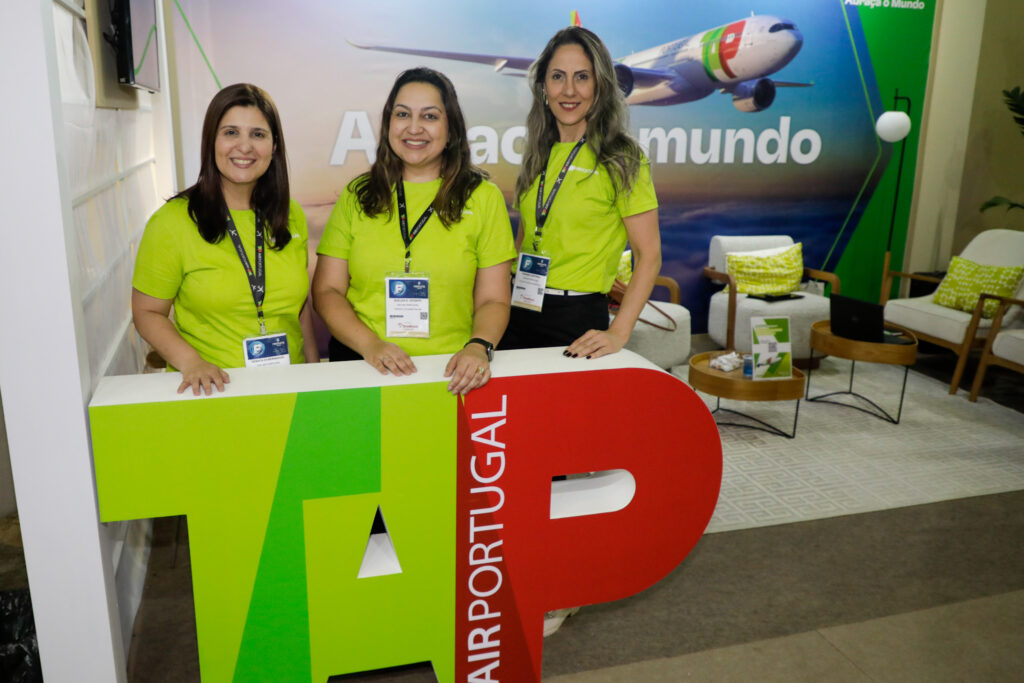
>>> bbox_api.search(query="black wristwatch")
[465,337,495,361]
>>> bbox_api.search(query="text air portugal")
[456,368,721,681]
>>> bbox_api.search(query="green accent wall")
[835,5,936,302]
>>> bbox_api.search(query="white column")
[906,0,988,271]
[0,1,126,680]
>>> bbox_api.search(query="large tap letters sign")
[90,352,722,681]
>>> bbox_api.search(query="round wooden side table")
[806,320,918,423]
[688,351,806,438]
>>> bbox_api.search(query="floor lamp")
[875,89,912,298]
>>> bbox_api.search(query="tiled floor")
[678,354,1024,533]
[547,590,1024,682]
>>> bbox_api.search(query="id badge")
[243,332,290,368]
[385,273,430,338]
[511,251,550,312]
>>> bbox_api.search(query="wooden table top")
[688,351,806,402]
[810,320,917,365]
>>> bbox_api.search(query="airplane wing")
[772,81,814,88]
[348,40,535,72]
[627,66,682,89]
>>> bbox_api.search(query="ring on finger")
[476,367,485,375]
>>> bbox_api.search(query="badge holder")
[385,272,431,338]
[511,251,551,312]
[243,332,290,368]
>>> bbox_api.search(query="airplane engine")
[732,78,777,112]
[613,63,635,98]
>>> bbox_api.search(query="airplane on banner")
[350,14,811,112]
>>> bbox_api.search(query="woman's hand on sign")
[364,340,417,376]
[564,328,627,360]
[178,359,230,396]
[444,344,491,395]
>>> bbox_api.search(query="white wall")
[905,0,988,272]
[953,0,1024,248]
[0,0,177,677]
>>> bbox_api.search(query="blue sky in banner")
[173,0,891,328]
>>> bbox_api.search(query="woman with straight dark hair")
[313,67,515,395]
[133,83,318,395]
[500,26,662,360]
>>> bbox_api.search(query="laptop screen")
[830,294,884,343]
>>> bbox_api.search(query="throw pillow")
[726,242,803,294]
[932,255,1024,318]
[617,249,633,284]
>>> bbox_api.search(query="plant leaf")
[1003,86,1024,137]
[979,195,1024,212]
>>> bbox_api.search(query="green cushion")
[726,242,803,294]
[932,255,1024,318]
[617,249,633,284]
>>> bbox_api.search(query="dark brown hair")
[352,67,485,227]
[174,83,292,249]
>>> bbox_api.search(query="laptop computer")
[830,294,914,345]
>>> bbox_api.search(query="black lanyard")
[396,181,435,274]
[533,137,586,252]
[225,211,267,335]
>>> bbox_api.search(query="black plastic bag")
[0,589,41,683]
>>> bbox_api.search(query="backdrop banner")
[169,0,937,329]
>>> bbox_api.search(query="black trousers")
[498,293,609,350]
[328,336,362,362]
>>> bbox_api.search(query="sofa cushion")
[611,302,691,370]
[708,290,826,357]
[932,255,1024,318]
[884,295,993,345]
[709,235,793,272]
[991,329,1024,366]
[725,242,803,295]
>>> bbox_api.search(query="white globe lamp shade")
[876,111,912,142]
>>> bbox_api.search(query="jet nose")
[783,28,803,59]
[774,27,803,65]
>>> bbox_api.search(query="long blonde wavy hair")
[515,27,644,204]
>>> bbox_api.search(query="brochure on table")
[751,316,793,380]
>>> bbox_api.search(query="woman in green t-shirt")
[132,84,319,395]
[500,26,662,360]
[313,68,515,395]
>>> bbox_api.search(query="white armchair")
[882,229,1024,394]
[969,294,1024,402]
[611,275,692,369]
[704,235,840,364]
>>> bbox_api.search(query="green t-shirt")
[515,142,658,293]
[317,178,516,356]
[133,197,310,369]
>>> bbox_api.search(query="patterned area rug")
[674,357,1024,533]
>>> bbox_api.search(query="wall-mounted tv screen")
[112,0,160,93]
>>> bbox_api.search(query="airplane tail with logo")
[571,10,581,27]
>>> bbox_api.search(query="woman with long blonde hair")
[500,26,662,360]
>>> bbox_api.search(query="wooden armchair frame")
[654,275,681,304]
[879,268,990,394]
[702,266,840,351]
[969,294,1024,402]
[879,267,943,306]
